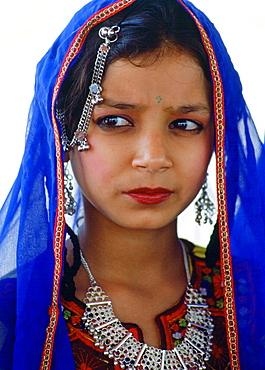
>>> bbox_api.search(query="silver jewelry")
[61,25,120,152]
[64,162,76,215]
[195,175,215,226]
[80,241,214,370]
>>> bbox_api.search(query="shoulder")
[0,277,16,304]
[183,239,206,260]
[0,277,17,366]
[182,239,224,310]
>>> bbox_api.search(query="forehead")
[102,53,211,109]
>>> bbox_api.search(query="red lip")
[124,187,173,205]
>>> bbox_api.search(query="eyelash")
[169,119,203,133]
[95,115,203,133]
[96,116,132,129]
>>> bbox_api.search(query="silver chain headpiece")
[59,25,120,151]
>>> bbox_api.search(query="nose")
[132,130,173,173]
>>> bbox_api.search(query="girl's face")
[69,53,214,230]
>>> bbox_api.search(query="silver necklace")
[80,241,214,370]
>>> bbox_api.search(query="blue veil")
[0,0,265,369]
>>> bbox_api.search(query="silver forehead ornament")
[60,25,120,151]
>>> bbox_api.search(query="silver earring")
[64,163,76,215]
[195,175,215,225]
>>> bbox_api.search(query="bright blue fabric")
[0,0,265,369]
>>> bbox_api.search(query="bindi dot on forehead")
[155,96,162,103]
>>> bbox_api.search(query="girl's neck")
[77,206,183,288]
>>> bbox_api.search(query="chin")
[115,215,177,231]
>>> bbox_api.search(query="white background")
[0,0,264,207]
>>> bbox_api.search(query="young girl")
[0,0,265,369]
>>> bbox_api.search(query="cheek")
[180,145,213,206]
[179,133,214,193]
[71,148,117,191]
[185,144,212,174]
[199,128,214,164]
[89,156,112,182]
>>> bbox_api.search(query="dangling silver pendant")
[195,175,215,225]
[64,163,76,215]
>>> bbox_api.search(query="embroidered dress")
[0,0,265,369]
[61,244,230,370]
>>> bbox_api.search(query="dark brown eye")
[169,119,202,132]
[97,116,132,128]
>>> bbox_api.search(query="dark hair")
[58,0,210,139]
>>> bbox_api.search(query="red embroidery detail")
[212,274,224,300]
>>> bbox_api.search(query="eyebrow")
[178,104,211,115]
[98,99,144,110]
[98,99,211,115]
